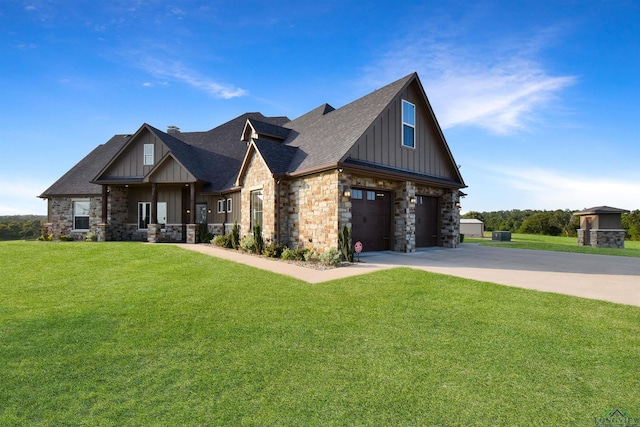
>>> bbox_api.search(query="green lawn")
[465,232,640,257]
[1,241,639,426]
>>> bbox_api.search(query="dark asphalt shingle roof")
[40,135,130,197]
[41,113,289,197]
[281,74,414,173]
[252,139,299,175]
[246,119,291,140]
[41,72,463,197]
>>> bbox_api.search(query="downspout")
[224,193,228,234]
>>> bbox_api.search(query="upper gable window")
[402,100,415,148]
[143,144,154,165]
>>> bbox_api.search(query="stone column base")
[96,223,107,242]
[186,224,197,244]
[147,224,161,243]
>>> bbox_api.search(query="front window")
[217,199,225,213]
[138,202,167,229]
[143,144,154,165]
[226,198,232,213]
[402,100,415,148]
[73,200,90,230]
[250,190,263,229]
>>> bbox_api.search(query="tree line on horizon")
[0,215,46,241]
[462,209,640,241]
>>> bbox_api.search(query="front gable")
[94,125,172,182]
[236,141,271,187]
[145,153,196,183]
[343,77,464,186]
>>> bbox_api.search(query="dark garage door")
[415,195,439,247]
[351,189,392,252]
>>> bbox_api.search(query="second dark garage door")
[415,195,439,247]
[351,189,392,252]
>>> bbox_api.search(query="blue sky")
[1,0,639,215]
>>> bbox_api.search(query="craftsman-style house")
[40,72,466,253]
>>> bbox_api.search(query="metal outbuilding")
[460,218,485,238]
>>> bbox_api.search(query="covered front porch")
[96,182,207,244]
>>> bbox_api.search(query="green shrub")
[281,247,296,261]
[263,241,284,258]
[252,225,264,254]
[37,233,53,241]
[231,221,240,249]
[240,234,257,253]
[339,225,353,262]
[85,232,97,242]
[460,234,465,243]
[299,248,314,261]
[197,225,214,244]
[319,247,341,267]
[58,235,74,242]
[212,234,233,248]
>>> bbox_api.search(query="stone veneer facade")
[577,228,626,248]
[281,170,341,253]
[45,196,103,241]
[46,171,461,251]
[240,150,277,239]
[276,170,461,254]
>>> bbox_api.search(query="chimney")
[167,125,180,134]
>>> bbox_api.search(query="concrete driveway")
[176,243,640,307]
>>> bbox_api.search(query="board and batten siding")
[207,191,241,225]
[346,81,456,179]
[102,129,171,178]
[125,184,184,224]
[149,157,194,183]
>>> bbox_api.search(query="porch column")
[98,185,108,242]
[186,183,197,244]
[189,183,196,224]
[101,185,108,223]
[151,183,158,224]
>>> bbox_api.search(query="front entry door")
[196,203,208,225]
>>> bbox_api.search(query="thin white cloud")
[363,30,576,134]
[137,57,247,99]
[489,166,640,210]
[0,177,49,215]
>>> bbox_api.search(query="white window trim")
[226,198,232,213]
[217,199,226,213]
[138,201,167,230]
[143,144,154,165]
[401,99,416,149]
[72,199,90,231]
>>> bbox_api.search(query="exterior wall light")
[409,196,417,204]
[343,189,351,198]
[186,209,191,214]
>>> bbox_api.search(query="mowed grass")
[1,241,639,426]
[466,232,640,257]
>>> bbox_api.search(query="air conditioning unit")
[492,231,511,241]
